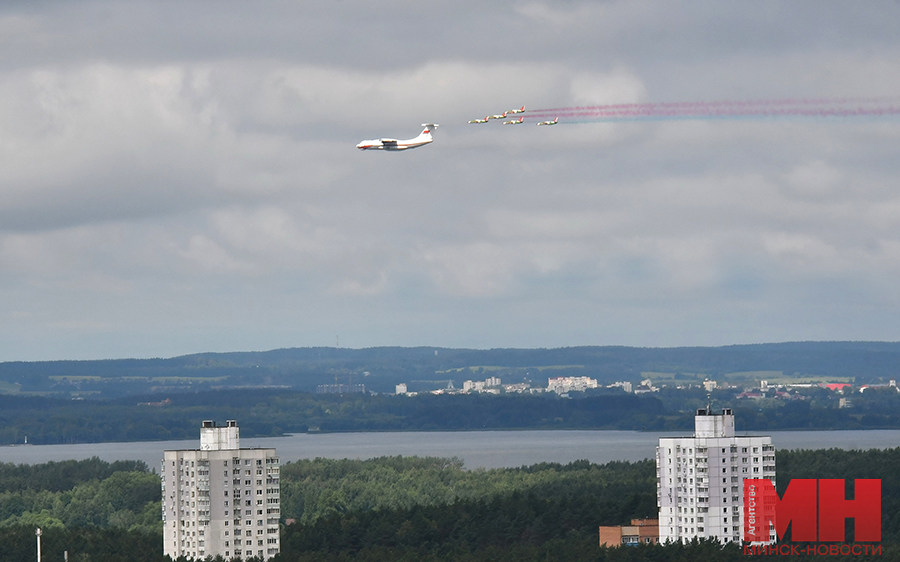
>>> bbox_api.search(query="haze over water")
[1,429,898,470]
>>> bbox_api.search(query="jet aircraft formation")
[467,106,557,126]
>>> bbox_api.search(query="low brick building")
[599,518,659,546]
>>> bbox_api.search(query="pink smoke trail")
[523,97,900,123]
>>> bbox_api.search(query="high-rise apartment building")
[162,420,281,560]
[657,408,775,545]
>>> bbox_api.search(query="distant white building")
[608,381,633,393]
[463,380,483,392]
[547,376,598,394]
[395,383,408,395]
[634,379,659,394]
[503,383,531,393]
[657,409,775,545]
[703,380,717,392]
[163,421,281,560]
[463,376,503,393]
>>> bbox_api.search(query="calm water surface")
[1,430,898,470]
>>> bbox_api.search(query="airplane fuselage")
[357,124,438,150]
[356,136,433,150]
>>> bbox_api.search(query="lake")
[2,429,899,470]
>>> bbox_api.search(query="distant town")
[324,373,896,413]
[4,343,900,447]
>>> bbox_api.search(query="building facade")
[547,376,598,394]
[657,408,775,545]
[162,420,281,560]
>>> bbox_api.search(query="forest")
[0,449,899,561]
[5,385,900,445]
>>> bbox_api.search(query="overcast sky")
[1,1,899,361]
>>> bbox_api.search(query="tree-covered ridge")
[8,384,900,445]
[2,342,900,398]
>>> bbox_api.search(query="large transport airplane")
[356,124,439,150]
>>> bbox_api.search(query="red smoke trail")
[525,97,900,122]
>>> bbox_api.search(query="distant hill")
[1,342,899,399]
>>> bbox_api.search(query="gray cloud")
[1,0,899,360]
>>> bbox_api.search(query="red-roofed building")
[824,383,852,392]
[599,519,659,546]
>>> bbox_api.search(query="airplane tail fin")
[420,123,439,135]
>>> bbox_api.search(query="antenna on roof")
[706,392,712,412]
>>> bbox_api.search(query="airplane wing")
[380,139,399,144]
